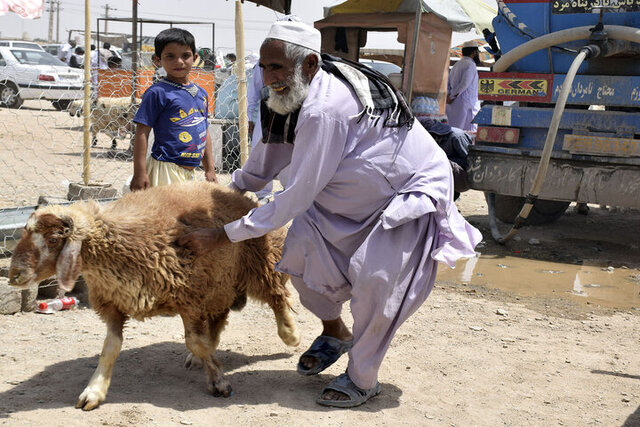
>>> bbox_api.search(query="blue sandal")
[297,335,353,376]
[316,373,381,408]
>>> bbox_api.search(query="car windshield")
[359,60,402,77]
[10,49,64,66]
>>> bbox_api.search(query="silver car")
[0,46,84,110]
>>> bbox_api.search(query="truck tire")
[492,194,570,225]
[0,82,23,108]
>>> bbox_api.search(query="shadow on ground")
[0,341,401,416]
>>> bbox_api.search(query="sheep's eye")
[48,237,59,245]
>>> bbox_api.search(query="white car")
[0,40,44,50]
[0,46,84,109]
[41,43,64,58]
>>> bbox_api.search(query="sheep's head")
[9,207,84,292]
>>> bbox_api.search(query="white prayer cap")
[266,20,321,53]
[462,40,478,48]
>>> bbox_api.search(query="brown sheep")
[8,181,300,410]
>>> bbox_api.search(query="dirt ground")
[1,102,639,426]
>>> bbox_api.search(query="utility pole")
[47,0,54,43]
[104,4,110,34]
[56,0,61,42]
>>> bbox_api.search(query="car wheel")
[0,83,24,108]
[52,100,72,111]
[492,193,570,225]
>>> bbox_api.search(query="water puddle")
[437,255,640,309]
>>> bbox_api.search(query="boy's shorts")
[146,157,196,187]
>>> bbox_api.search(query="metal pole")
[235,1,248,166]
[97,19,100,60]
[406,1,423,103]
[82,0,92,185]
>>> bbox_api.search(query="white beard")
[266,63,309,115]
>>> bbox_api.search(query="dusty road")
[1,101,639,426]
[1,190,639,427]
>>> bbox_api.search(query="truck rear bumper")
[467,150,640,209]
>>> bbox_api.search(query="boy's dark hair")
[103,42,111,49]
[154,28,196,57]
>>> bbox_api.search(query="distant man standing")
[446,40,480,133]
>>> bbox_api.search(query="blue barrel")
[493,0,640,74]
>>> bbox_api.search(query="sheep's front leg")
[76,307,126,411]
[182,313,232,397]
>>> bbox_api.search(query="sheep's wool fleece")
[225,67,481,297]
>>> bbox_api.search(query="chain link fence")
[0,60,250,256]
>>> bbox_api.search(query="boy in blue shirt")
[131,28,217,191]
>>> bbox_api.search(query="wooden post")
[235,0,249,166]
[82,0,91,185]
[131,0,138,103]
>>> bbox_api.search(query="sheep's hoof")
[280,326,301,347]
[184,352,204,370]
[208,379,233,397]
[76,387,104,411]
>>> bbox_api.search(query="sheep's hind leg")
[272,302,301,347]
[247,276,300,347]
[182,313,232,397]
[76,307,126,410]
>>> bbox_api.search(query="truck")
[469,1,640,241]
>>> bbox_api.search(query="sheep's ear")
[56,239,83,292]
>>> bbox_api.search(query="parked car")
[0,40,44,50]
[41,43,64,58]
[0,46,83,109]
[359,59,402,77]
[359,59,403,89]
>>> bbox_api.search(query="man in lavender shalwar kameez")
[179,21,482,408]
[446,41,481,133]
